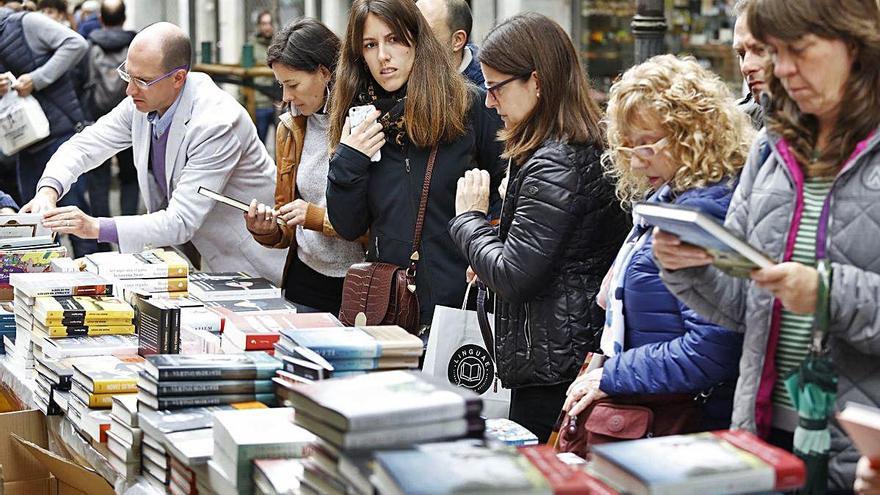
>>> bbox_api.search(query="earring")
[536,90,541,99]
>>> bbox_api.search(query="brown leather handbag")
[337,146,439,335]
[555,392,705,459]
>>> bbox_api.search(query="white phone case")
[348,104,381,162]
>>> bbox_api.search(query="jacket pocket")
[523,302,533,360]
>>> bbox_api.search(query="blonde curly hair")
[604,54,754,204]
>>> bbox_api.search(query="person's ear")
[319,65,332,83]
[531,71,540,98]
[174,70,187,89]
[451,29,468,53]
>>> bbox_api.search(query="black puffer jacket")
[449,140,629,388]
[327,88,506,324]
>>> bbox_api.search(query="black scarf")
[355,81,408,147]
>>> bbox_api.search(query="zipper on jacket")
[374,236,380,259]
[523,302,532,360]
[405,157,411,174]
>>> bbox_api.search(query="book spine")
[157,367,260,380]
[714,430,807,492]
[322,358,377,371]
[156,380,273,396]
[93,380,139,394]
[303,345,379,360]
[23,285,113,297]
[88,393,115,408]
[117,278,188,293]
[171,307,181,354]
[97,265,183,280]
[157,392,275,409]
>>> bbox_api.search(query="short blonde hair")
[604,54,754,204]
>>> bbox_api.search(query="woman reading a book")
[448,13,628,442]
[562,55,753,432]
[245,19,365,314]
[325,0,506,329]
[653,0,880,491]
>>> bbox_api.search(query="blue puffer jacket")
[599,180,744,429]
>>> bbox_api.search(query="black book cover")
[137,297,179,356]
[138,371,273,396]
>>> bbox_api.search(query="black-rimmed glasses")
[484,73,531,100]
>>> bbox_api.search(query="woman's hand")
[466,266,479,284]
[855,456,880,495]
[652,228,714,270]
[562,367,608,416]
[277,199,310,227]
[455,169,490,216]
[340,109,385,158]
[244,199,278,236]
[751,262,818,314]
[41,205,99,239]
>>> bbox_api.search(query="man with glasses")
[23,22,286,284]
[0,2,97,257]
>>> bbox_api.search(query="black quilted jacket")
[449,140,629,388]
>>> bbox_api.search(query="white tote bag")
[424,283,511,419]
[0,73,50,155]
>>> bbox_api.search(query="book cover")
[165,427,215,467]
[137,405,232,441]
[279,326,379,360]
[84,249,189,279]
[180,326,223,355]
[111,394,140,427]
[70,382,119,408]
[590,430,805,495]
[189,273,280,301]
[359,325,424,357]
[9,271,113,297]
[374,441,551,495]
[280,354,334,382]
[180,306,222,333]
[138,372,274,396]
[275,370,482,432]
[519,445,619,495]
[485,418,540,447]
[38,321,136,338]
[137,389,276,410]
[142,352,281,381]
[837,401,880,460]
[253,459,303,495]
[632,202,774,276]
[72,355,144,393]
[34,357,74,390]
[109,416,142,446]
[106,428,141,463]
[33,295,134,322]
[0,246,68,285]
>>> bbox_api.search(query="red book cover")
[712,430,806,492]
[519,445,620,495]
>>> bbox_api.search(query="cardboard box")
[0,410,114,495]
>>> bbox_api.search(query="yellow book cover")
[34,295,135,322]
[73,356,143,394]
[43,324,136,338]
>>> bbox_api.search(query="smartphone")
[348,104,381,162]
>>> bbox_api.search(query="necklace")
[810,147,822,164]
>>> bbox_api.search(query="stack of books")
[276,371,484,453]
[275,325,422,381]
[484,418,540,447]
[220,310,342,356]
[106,395,142,479]
[83,249,189,303]
[8,272,115,369]
[69,355,144,443]
[252,458,303,495]
[189,272,281,302]
[207,407,314,495]
[0,301,14,353]
[33,356,76,415]
[32,295,135,338]
[137,353,281,410]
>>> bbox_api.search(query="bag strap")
[476,281,495,364]
[405,145,439,285]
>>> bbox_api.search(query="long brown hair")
[748,0,880,176]
[479,12,604,163]
[328,0,470,148]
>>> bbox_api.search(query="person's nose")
[773,51,797,80]
[377,43,391,63]
[125,79,139,97]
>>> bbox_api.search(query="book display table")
[0,356,162,495]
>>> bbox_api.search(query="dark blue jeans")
[17,133,98,257]
[255,107,275,145]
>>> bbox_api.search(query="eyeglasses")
[484,73,531,100]
[616,137,669,160]
[117,62,189,90]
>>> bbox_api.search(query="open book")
[633,202,774,277]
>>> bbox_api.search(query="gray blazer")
[662,128,880,491]
[42,72,285,284]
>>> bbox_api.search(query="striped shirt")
[773,176,834,409]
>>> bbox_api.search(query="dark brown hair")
[267,18,339,75]
[480,12,604,163]
[328,0,470,148]
[748,0,880,176]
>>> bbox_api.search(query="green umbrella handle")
[811,258,831,354]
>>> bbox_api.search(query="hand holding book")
[652,228,715,271]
